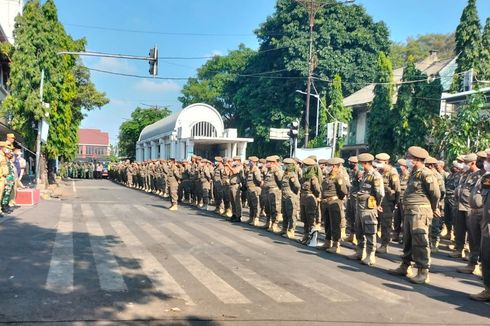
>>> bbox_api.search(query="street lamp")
[296,90,320,138]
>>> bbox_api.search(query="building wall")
[0,0,23,44]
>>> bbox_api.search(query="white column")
[144,143,150,161]
[151,140,158,159]
[232,143,237,157]
[135,144,142,161]
[159,139,165,159]
[226,143,232,158]
[186,140,194,161]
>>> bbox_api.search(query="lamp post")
[296,90,320,138]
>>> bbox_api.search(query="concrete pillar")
[151,141,158,159]
[232,143,237,157]
[159,139,165,159]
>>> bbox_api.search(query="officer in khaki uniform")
[259,158,268,217]
[320,157,348,253]
[375,153,400,254]
[200,159,212,210]
[390,146,441,284]
[393,159,410,243]
[280,158,301,239]
[348,153,384,266]
[229,156,244,222]
[222,159,233,218]
[346,156,362,244]
[246,156,262,226]
[425,157,446,253]
[262,156,283,232]
[213,157,225,214]
[470,148,490,301]
[165,158,182,211]
[299,158,321,244]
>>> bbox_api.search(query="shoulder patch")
[367,175,373,182]
[374,178,381,186]
[392,174,399,182]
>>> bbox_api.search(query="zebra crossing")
[43,202,451,307]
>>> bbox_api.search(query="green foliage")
[479,18,490,82]
[0,42,13,59]
[390,33,456,68]
[330,74,350,122]
[392,56,443,156]
[453,0,482,91]
[1,0,107,161]
[118,107,171,160]
[429,92,489,160]
[367,52,395,155]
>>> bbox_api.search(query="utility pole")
[35,69,44,185]
[295,0,354,147]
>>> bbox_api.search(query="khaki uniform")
[481,173,490,288]
[455,171,480,252]
[200,165,212,207]
[213,165,224,211]
[246,166,262,221]
[165,163,181,206]
[229,165,244,220]
[347,168,362,235]
[444,171,460,234]
[401,167,440,269]
[430,171,446,244]
[466,171,485,266]
[321,171,348,243]
[394,171,409,238]
[355,168,384,255]
[300,174,321,242]
[264,166,283,226]
[281,169,301,233]
[380,166,401,246]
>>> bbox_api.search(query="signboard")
[41,119,49,143]
[269,128,289,140]
[295,147,333,160]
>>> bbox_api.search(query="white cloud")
[134,79,182,93]
[207,49,223,57]
[91,57,137,74]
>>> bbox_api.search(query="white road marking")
[72,181,77,193]
[83,204,127,292]
[133,204,157,217]
[166,222,302,303]
[46,204,74,294]
[173,254,251,304]
[110,221,194,305]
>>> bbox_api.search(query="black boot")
[2,205,12,214]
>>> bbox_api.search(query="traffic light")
[288,120,299,138]
[149,46,158,76]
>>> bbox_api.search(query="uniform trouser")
[380,201,395,246]
[482,235,490,288]
[0,178,5,204]
[229,184,241,217]
[300,194,317,236]
[282,193,296,231]
[222,185,231,210]
[401,205,433,269]
[196,181,204,204]
[467,209,482,265]
[182,180,192,201]
[321,199,343,242]
[394,202,404,235]
[178,181,184,201]
[260,188,269,216]
[191,180,198,201]
[355,207,378,253]
[247,187,260,219]
[268,188,282,222]
[168,180,178,205]
[444,200,456,233]
[241,188,248,207]
[202,186,210,206]
[213,182,223,209]
[455,210,469,251]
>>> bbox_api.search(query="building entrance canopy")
[136,103,253,162]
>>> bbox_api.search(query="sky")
[53,0,490,144]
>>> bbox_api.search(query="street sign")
[269,128,290,140]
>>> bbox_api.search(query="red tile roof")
[78,129,109,146]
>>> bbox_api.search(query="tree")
[1,0,107,163]
[118,107,171,160]
[479,18,490,82]
[367,52,395,155]
[453,0,482,91]
[390,33,456,68]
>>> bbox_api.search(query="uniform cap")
[358,153,374,162]
[456,155,465,162]
[271,155,280,162]
[397,159,407,166]
[214,156,223,162]
[294,157,302,163]
[233,156,242,161]
[248,156,259,162]
[327,157,343,165]
[407,146,429,160]
[375,153,390,161]
[6,133,15,139]
[307,155,317,162]
[476,151,487,159]
[464,153,477,162]
[302,158,316,166]
[424,156,438,164]
[348,156,358,163]
[259,158,266,164]
[318,159,328,165]
[437,160,445,166]
[283,158,295,164]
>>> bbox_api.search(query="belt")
[323,196,338,203]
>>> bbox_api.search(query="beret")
[424,156,438,164]
[375,153,390,161]
[358,153,374,162]
[283,158,295,164]
[318,159,328,164]
[327,157,343,165]
[464,153,477,162]
[476,151,487,159]
[407,146,429,159]
[397,159,407,166]
[215,156,223,162]
[248,156,259,162]
[302,158,316,166]
[348,156,358,163]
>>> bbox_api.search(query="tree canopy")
[118,107,171,160]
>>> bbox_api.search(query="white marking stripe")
[195,223,353,303]
[72,180,77,193]
[110,221,194,305]
[137,220,177,246]
[46,204,74,293]
[84,204,127,292]
[133,204,156,217]
[174,254,251,304]
[166,223,302,303]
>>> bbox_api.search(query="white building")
[136,103,253,161]
[0,0,23,103]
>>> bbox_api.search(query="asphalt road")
[0,179,489,325]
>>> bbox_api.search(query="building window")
[191,122,217,138]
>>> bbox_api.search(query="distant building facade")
[136,103,253,162]
[77,128,110,160]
